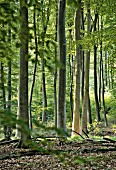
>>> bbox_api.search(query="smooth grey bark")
[101,55,108,127]
[69,54,73,120]
[72,0,81,136]
[69,29,73,120]
[82,2,91,134]
[57,0,66,130]
[29,2,38,130]
[19,0,31,147]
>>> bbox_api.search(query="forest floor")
[0,126,116,170]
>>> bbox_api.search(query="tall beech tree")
[82,1,91,134]
[72,0,81,136]
[57,0,66,130]
[18,0,31,147]
[29,1,38,130]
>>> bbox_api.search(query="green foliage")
[0,0,116,147]
[72,156,87,165]
[67,0,77,6]
[32,119,69,138]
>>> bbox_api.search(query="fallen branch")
[103,137,116,143]
[72,131,85,139]
[81,147,116,153]
[0,149,73,160]
[0,139,19,146]
[82,130,89,138]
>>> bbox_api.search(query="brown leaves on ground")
[0,127,116,170]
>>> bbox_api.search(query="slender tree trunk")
[29,2,38,129]
[108,56,110,90]
[81,4,85,103]
[100,18,108,127]
[110,59,114,89]
[42,59,47,122]
[15,86,21,138]
[88,95,92,124]
[99,46,102,108]
[93,13,101,122]
[57,0,66,130]
[105,51,108,87]
[81,2,91,134]
[41,0,51,123]
[69,54,73,120]
[0,62,7,139]
[81,51,90,134]
[69,29,73,120]
[102,57,108,127]
[54,7,58,127]
[19,0,31,147]
[7,57,12,140]
[72,0,81,136]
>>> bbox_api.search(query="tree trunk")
[57,0,66,130]
[81,4,85,103]
[93,13,101,122]
[102,57,108,127]
[100,17,108,127]
[72,0,81,136]
[105,51,108,87]
[81,2,91,134]
[41,60,47,123]
[88,95,92,124]
[54,7,58,127]
[69,54,73,120]
[29,2,38,129]
[0,62,7,139]
[19,0,31,147]
[7,57,12,140]
[69,28,73,120]
[41,0,51,123]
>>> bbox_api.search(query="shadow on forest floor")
[0,125,116,170]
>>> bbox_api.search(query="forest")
[0,0,116,169]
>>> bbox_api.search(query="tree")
[54,4,58,127]
[93,13,101,122]
[29,1,38,130]
[72,0,81,136]
[82,1,91,134]
[18,0,31,147]
[57,0,66,130]
[41,0,51,123]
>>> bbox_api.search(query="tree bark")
[82,2,91,134]
[72,0,81,136]
[54,6,58,127]
[41,0,51,123]
[19,0,31,147]
[93,13,101,122]
[0,62,7,139]
[29,2,38,129]
[57,0,66,130]
[100,18,108,127]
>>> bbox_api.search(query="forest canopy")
[0,0,116,146]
